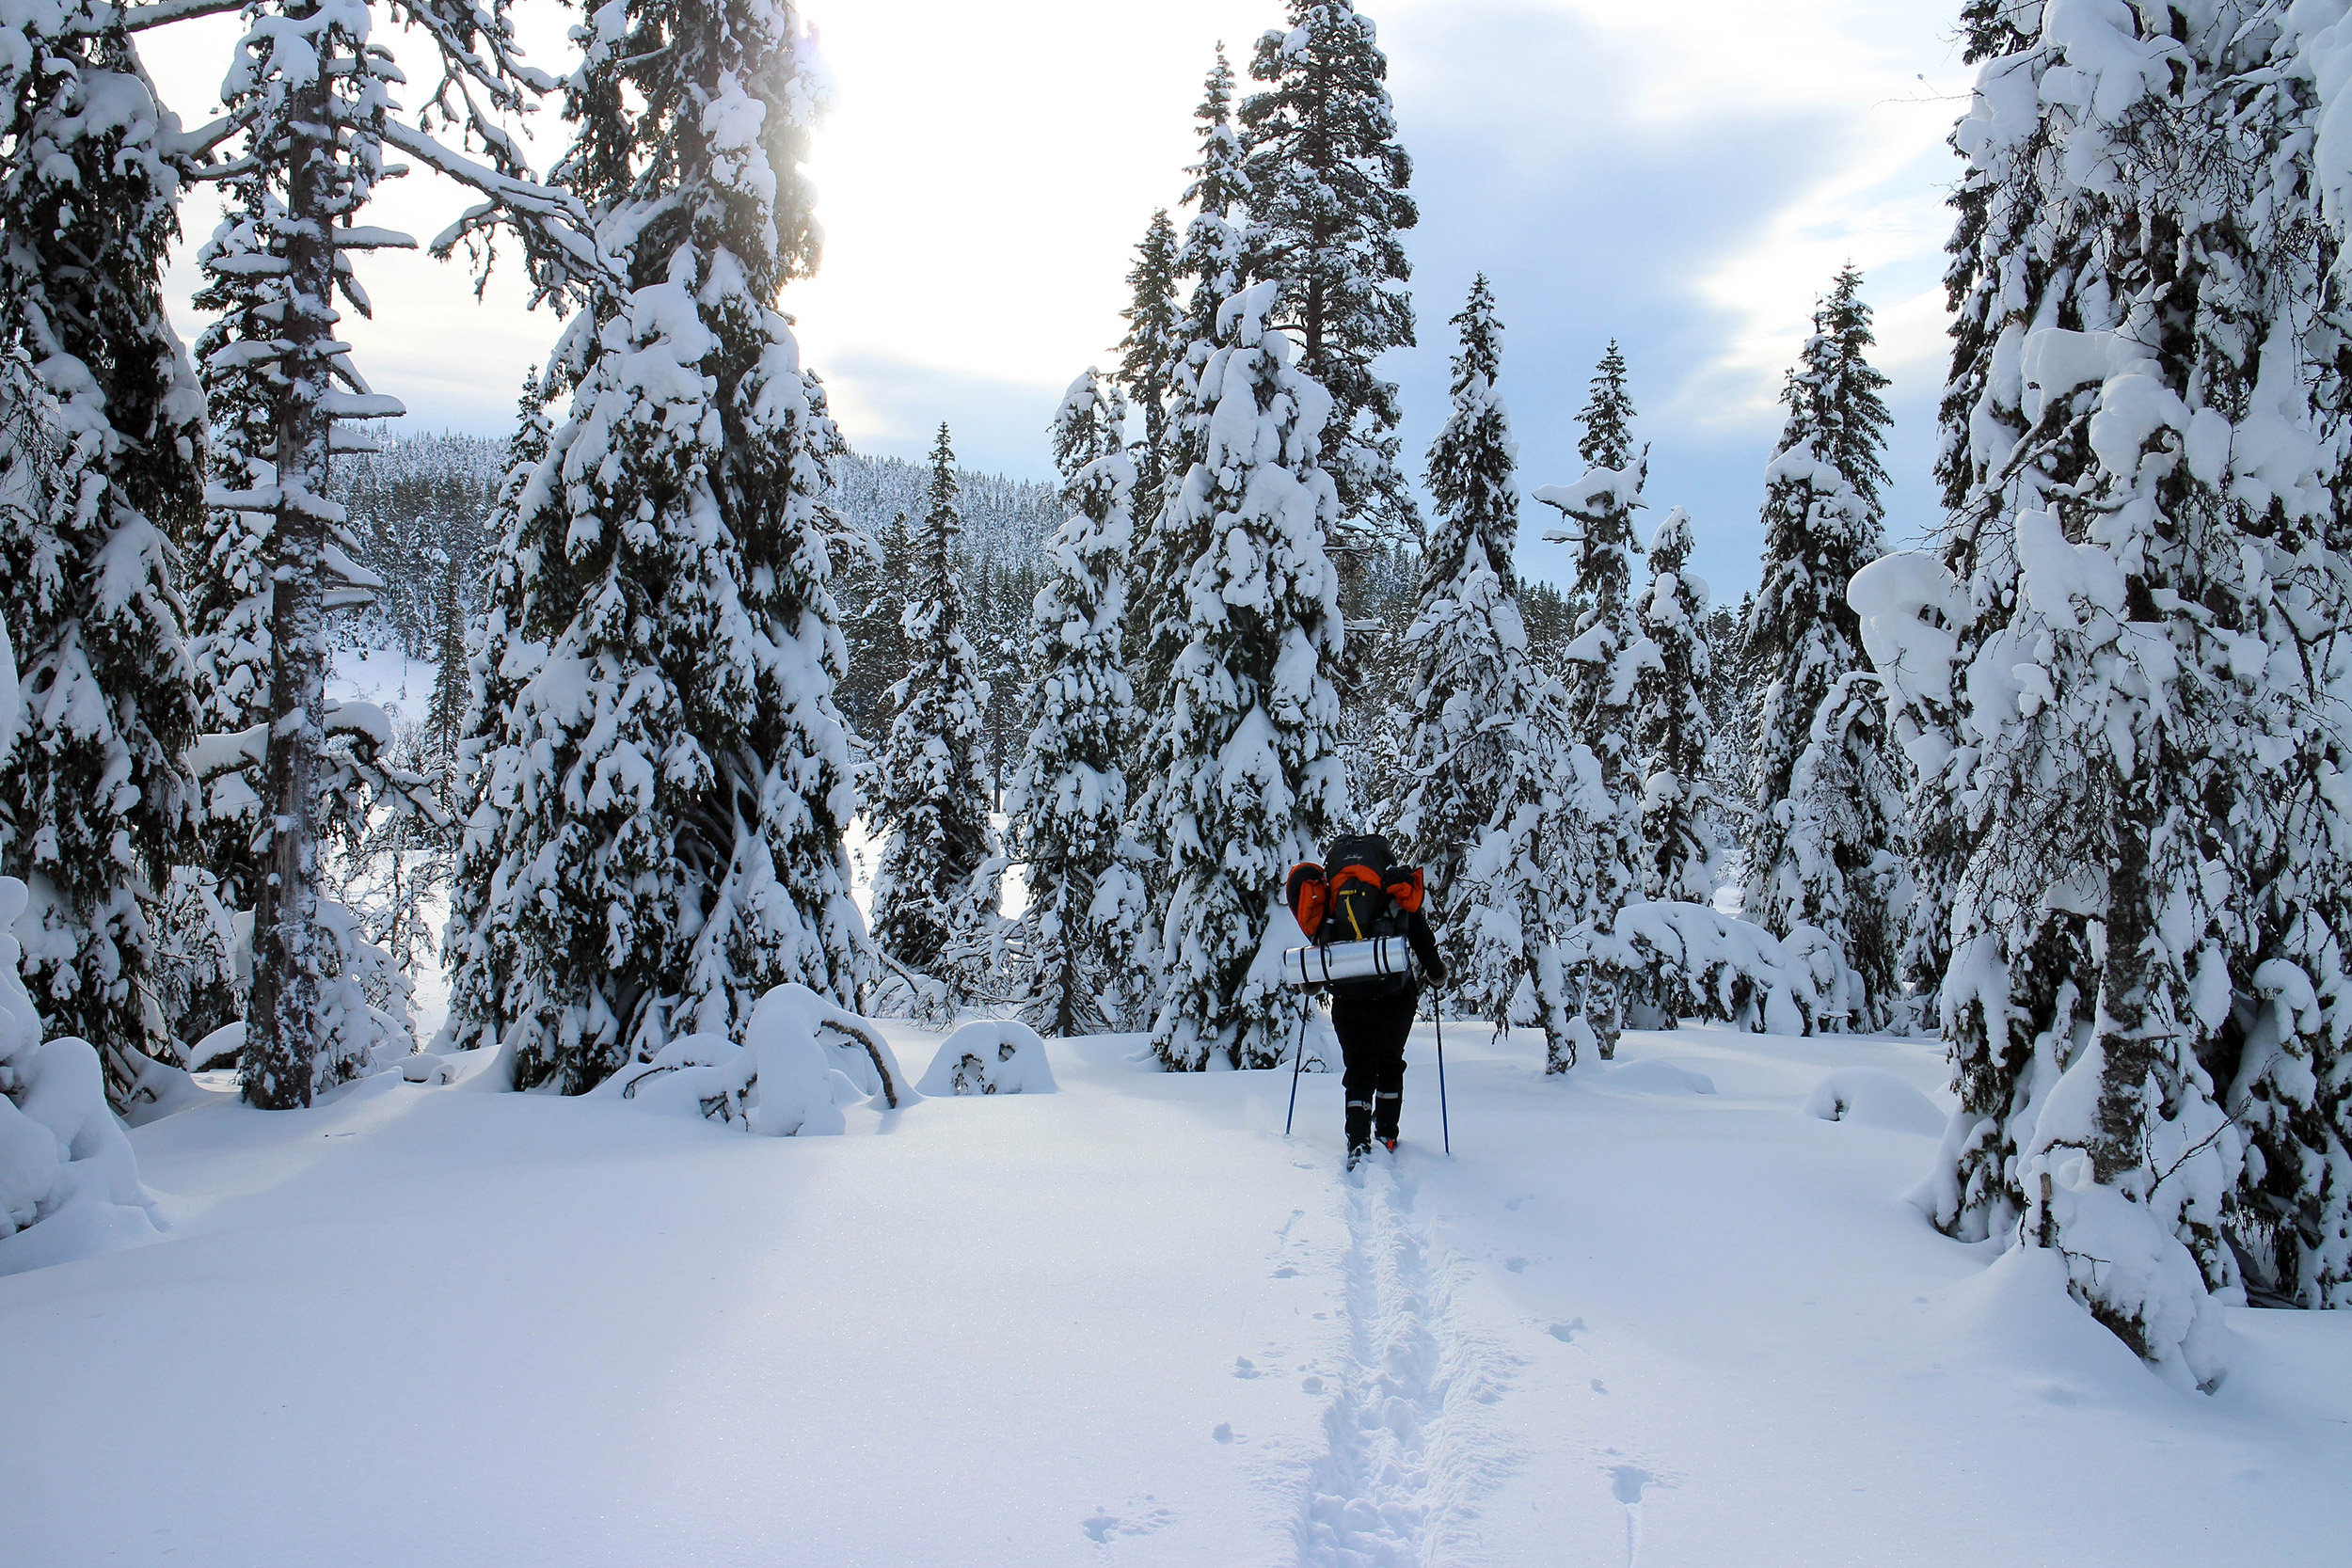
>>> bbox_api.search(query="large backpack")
[1284,833,1426,998]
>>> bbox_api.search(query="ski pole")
[1433,990,1452,1157]
[1283,1011,1310,1136]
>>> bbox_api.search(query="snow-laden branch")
[82,0,248,34]
[379,117,614,297]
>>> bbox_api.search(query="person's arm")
[1406,907,1447,985]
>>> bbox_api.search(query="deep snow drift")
[2,1021,2344,1567]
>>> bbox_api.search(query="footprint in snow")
[1548,1318,1586,1344]
[1504,1256,1529,1273]
[1233,1356,1259,1379]
[1081,1500,1174,1544]
[1606,1465,1663,1568]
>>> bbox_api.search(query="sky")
[147,0,1975,604]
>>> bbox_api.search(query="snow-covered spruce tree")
[443,0,863,1090]
[1005,372,1146,1036]
[1871,0,2352,1375]
[183,172,399,934]
[199,7,412,1108]
[868,425,998,998]
[1741,267,1897,1010]
[0,22,203,1107]
[1124,47,1253,950]
[437,365,549,1069]
[198,0,593,1109]
[1632,507,1715,905]
[1145,281,1347,1070]
[1578,341,1635,471]
[1115,208,1184,514]
[423,553,465,797]
[1391,276,1523,946]
[1240,0,1417,541]
[1451,666,1610,1073]
[1132,48,1252,708]
[1772,669,1905,1031]
[833,504,909,740]
[1396,285,1612,1069]
[1530,347,1650,1056]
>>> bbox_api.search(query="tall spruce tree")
[1772,669,1905,1030]
[1144,281,1347,1070]
[0,21,203,1105]
[1006,372,1146,1036]
[1864,0,2352,1381]
[423,553,466,799]
[1633,507,1715,905]
[1741,267,1895,986]
[1133,50,1251,710]
[1125,49,1255,974]
[201,0,591,1108]
[443,0,863,1089]
[869,426,998,993]
[1393,276,1603,1066]
[1452,672,1609,1073]
[438,366,550,1065]
[1392,276,1520,931]
[1115,209,1183,514]
[209,0,406,1109]
[1240,0,1417,540]
[833,505,910,740]
[1579,341,1634,470]
[1532,348,1650,1056]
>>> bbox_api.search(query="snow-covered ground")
[326,646,438,729]
[4,1021,2344,1566]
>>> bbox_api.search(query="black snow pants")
[1331,987,1417,1151]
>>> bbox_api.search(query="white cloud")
[1491,0,1969,426]
[129,0,1975,472]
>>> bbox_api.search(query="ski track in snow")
[1291,1156,1516,1567]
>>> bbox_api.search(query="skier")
[1287,833,1447,1166]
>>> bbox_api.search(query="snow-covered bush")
[0,621,158,1274]
[1575,901,1821,1037]
[0,875,158,1272]
[1804,1068,1944,1135]
[598,984,913,1136]
[917,1020,1057,1097]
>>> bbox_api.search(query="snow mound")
[597,985,914,1134]
[1594,901,1822,1035]
[1804,1068,1945,1134]
[0,876,160,1275]
[1586,1058,1715,1096]
[918,1020,1057,1096]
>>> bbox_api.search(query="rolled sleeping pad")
[1281,936,1415,989]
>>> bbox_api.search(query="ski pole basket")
[1281,936,1415,990]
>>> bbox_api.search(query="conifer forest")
[1,3,2346,1563]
